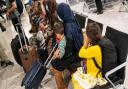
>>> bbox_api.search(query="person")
[29,1,43,33]
[79,22,103,78]
[51,21,81,89]
[0,0,6,21]
[72,22,107,89]
[6,0,22,33]
[43,0,57,29]
[95,0,103,14]
[56,3,83,55]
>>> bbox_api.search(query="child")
[51,21,80,89]
[72,23,107,89]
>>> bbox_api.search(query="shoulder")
[88,45,101,51]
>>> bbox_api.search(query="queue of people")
[0,0,117,89]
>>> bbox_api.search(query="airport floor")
[0,1,128,89]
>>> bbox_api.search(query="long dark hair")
[44,0,57,29]
[86,22,102,45]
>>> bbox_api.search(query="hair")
[35,2,42,15]
[53,21,64,35]
[86,22,102,45]
[44,0,57,28]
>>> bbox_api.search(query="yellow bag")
[72,67,107,89]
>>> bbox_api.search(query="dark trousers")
[0,10,4,19]
[0,14,4,19]
[95,0,103,12]
[11,17,22,33]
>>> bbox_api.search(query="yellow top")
[79,45,102,78]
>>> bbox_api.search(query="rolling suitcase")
[11,34,29,66]
[15,23,39,72]
[21,43,58,89]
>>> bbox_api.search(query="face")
[56,34,61,40]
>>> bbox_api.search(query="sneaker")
[97,11,103,15]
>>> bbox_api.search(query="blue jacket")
[57,3,83,52]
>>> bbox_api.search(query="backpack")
[93,37,117,79]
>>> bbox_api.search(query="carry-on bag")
[11,34,29,66]
[15,23,39,72]
[21,43,58,89]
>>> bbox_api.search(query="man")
[95,0,103,14]
[6,0,22,33]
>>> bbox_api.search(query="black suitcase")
[11,33,29,66]
[21,43,58,89]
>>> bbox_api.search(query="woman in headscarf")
[56,3,83,54]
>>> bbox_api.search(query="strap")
[92,57,102,78]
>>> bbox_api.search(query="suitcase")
[15,23,39,72]
[19,46,39,72]
[21,43,58,89]
[11,33,29,66]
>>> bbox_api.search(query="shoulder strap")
[92,57,102,78]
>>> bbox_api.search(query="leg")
[0,23,6,32]
[0,10,5,19]
[95,0,103,13]
[0,14,5,19]
[11,17,22,33]
[52,67,66,89]
[51,59,67,89]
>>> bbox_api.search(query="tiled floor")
[0,1,128,89]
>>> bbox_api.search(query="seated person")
[72,23,107,89]
[51,22,80,89]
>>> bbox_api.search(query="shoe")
[93,10,98,13]
[1,60,14,67]
[97,11,103,15]
[0,24,6,32]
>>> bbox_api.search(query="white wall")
[56,0,67,4]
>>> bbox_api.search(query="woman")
[56,3,83,53]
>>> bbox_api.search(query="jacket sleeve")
[79,45,100,59]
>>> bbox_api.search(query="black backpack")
[93,37,117,78]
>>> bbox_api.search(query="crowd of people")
[0,0,117,89]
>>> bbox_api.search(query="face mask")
[56,36,61,43]
[45,4,49,12]
[58,16,63,22]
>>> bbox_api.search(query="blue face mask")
[58,16,63,22]
[46,4,49,12]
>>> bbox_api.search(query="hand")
[6,12,10,17]
[52,49,60,60]
[83,32,90,47]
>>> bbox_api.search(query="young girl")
[72,23,107,89]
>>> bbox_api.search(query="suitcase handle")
[44,43,58,66]
[15,23,29,53]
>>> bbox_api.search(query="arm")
[6,1,17,16]
[79,45,99,59]
[58,38,66,58]
[7,1,17,14]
